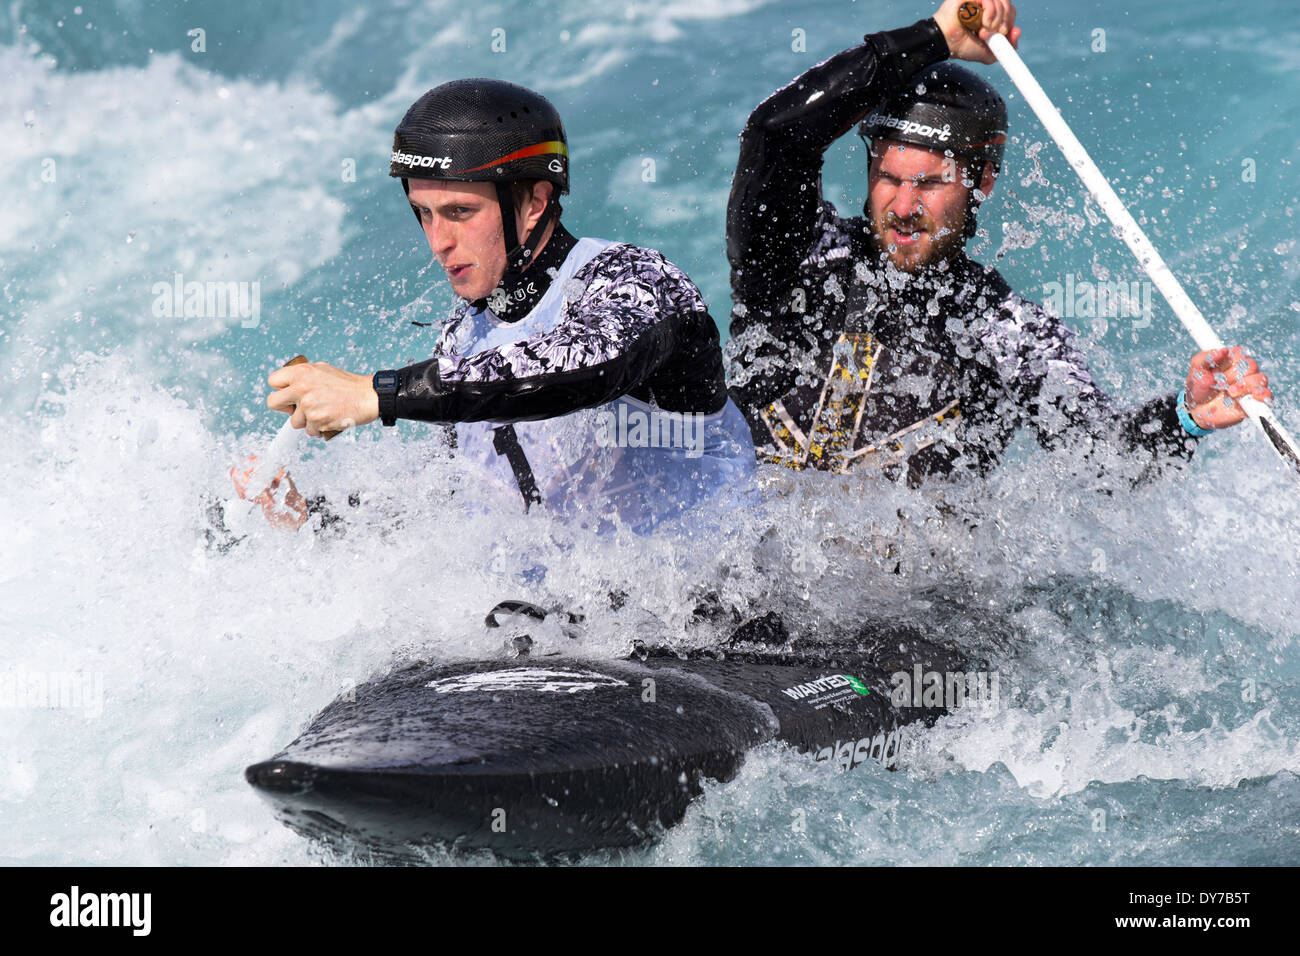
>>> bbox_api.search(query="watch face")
[376,372,397,389]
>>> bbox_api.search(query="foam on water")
[3,352,1296,865]
[2,48,357,345]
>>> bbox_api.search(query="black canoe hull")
[247,638,968,859]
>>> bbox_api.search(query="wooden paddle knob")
[957,1,983,32]
[281,355,340,440]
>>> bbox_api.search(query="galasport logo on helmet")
[391,149,452,169]
[391,142,568,177]
[866,112,953,143]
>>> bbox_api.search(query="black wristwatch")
[373,370,399,426]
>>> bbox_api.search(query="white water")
[4,0,1299,866]
[2,354,1297,864]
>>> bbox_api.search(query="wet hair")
[510,179,561,219]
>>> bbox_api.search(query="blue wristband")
[1177,389,1213,437]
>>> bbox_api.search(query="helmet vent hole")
[510,111,517,119]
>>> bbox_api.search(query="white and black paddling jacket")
[725,18,1202,485]
[391,224,755,532]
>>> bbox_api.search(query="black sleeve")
[393,245,709,424]
[1054,388,1200,471]
[1114,392,1200,464]
[726,18,950,317]
[201,490,361,550]
[990,298,1202,474]
[303,493,361,537]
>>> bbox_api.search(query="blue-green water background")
[1,0,1297,866]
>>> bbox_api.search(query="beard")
[867,200,971,274]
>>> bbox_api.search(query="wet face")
[866,139,992,272]
[407,179,509,301]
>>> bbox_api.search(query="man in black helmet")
[256,78,754,534]
[725,0,1272,484]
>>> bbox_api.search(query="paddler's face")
[407,179,508,301]
[866,140,993,272]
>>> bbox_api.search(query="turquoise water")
[1,0,1297,866]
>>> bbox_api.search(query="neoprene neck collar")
[475,222,578,323]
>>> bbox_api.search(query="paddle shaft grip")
[282,355,340,440]
[957,2,984,31]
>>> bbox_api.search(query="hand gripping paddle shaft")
[958,2,1300,477]
[243,355,339,499]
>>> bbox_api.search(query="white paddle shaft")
[985,31,1300,472]
[244,418,301,496]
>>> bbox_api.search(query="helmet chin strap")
[494,182,560,284]
[399,177,561,267]
[401,177,420,224]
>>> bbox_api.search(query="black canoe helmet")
[859,63,1007,240]
[391,78,569,278]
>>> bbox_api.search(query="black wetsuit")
[724,18,1201,485]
